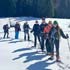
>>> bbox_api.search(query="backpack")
[3,25,6,30]
[44,24,52,33]
[51,27,61,40]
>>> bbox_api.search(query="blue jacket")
[50,27,67,40]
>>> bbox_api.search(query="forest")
[0,0,70,18]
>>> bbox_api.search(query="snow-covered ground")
[0,17,70,70]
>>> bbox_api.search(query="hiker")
[43,21,53,55]
[40,17,48,52]
[31,20,41,48]
[48,21,69,62]
[15,22,21,39]
[3,24,9,38]
[23,21,30,41]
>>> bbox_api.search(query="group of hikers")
[3,17,69,62]
[3,22,21,39]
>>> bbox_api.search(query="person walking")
[48,21,69,62]
[23,21,30,41]
[15,22,21,39]
[40,17,48,52]
[3,24,9,38]
[43,21,53,55]
[31,20,41,48]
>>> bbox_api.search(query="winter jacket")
[15,23,21,32]
[3,24,9,33]
[31,24,40,35]
[44,24,52,33]
[50,27,67,40]
[40,23,47,32]
[23,23,30,33]
[40,23,48,35]
[43,24,52,39]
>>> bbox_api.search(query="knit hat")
[53,21,58,25]
[36,20,38,23]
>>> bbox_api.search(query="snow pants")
[3,32,9,38]
[34,34,41,47]
[45,39,51,54]
[40,34,45,52]
[24,32,30,41]
[51,39,60,59]
[15,31,19,39]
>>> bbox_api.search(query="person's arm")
[3,25,5,30]
[8,25,10,29]
[31,25,35,33]
[27,24,31,30]
[60,29,68,39]
[19,25,21,31]
[14,24,16,28]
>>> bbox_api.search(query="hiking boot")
[46,53,51,55]
[48,57,54,60]
[56,59,61,62]
[56,55,60,61]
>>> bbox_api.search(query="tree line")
[0,0,70,18]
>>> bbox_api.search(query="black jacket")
[40,23,47,33]
[23,23,30,33]
[40,23,48,37]
[31,24,40,35]
[15,23,21,32]
[3,24,9,33]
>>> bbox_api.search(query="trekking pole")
[67,38,70,52]
[66,34,70,52]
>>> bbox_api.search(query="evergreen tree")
[0,0,70,18]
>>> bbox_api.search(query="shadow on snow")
[27,60,55,70]
[12,47,56,70]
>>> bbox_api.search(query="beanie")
[53,21,58,25]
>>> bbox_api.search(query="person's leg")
[3,32,6,38]
[40,35,44,52]
[17,32,19,39]
[34,35,37,47]
[48,39,52,54]
[46,39,48,53]
[46,39,51,55]
[51,39,54,55]
[24,32,26,41]
[38,35,41,46]
[7,32,9,38]
[15,32,17,39]
[48,39,54,60]
[55,40,60,61]
[15,31,19,39]
[28,33,30,41]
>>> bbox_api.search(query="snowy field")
[0,17,70,70]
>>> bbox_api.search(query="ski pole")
[66,34,70,52]
[67,38,70,51]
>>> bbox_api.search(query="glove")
[66,34,69,38]
[30,30,33,33]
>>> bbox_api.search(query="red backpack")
[44,24,52,33]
